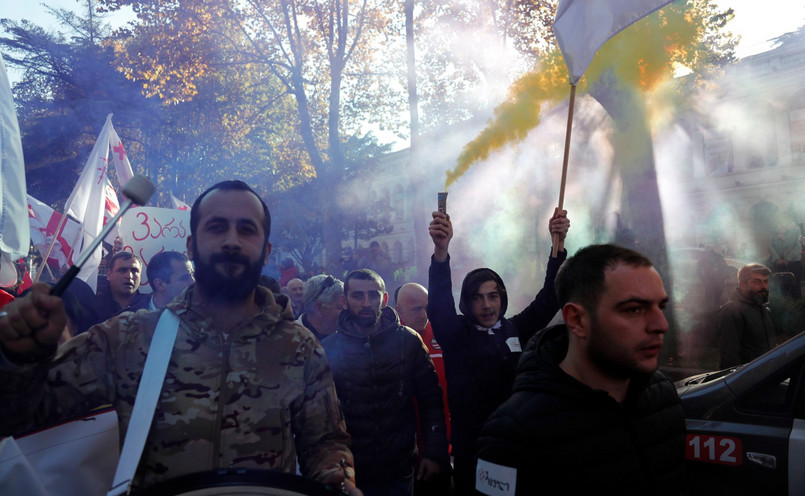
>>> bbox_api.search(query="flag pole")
[33,211,70,284]
[552,83,576,257]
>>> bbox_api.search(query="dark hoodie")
[321,307,449,486]
[427,251,565,493]
[476,325,687,495]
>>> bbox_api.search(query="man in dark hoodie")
[475,244,686,496]
[322,269,449,496]
[427,208,569,495]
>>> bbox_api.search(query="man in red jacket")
[396,282,451,496]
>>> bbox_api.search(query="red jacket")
[403,319,451,458]
[0,289,14,309]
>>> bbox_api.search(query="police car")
[675,331,805,495]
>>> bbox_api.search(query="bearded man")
[322,269,448,496]
[717,263,777,369]
[0,181,359,494]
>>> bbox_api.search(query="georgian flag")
[27,195,83,271]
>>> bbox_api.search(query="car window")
[736,363,802,416]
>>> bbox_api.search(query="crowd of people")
[0,179,803,495]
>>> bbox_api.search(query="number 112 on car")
[685,434,743,466]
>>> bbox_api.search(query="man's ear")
[562,302,589,339]
[381,292,389,308]
[264,242,272,265]
[152,277,167,293]
[186,236,194,261]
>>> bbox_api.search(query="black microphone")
[51,175,156,296]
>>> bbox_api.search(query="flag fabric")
[63,114,115,292]
[108,125,134,187]
[553,0,674,85]
[170,192,189,211]
[0,53,30,265]
[28,195,83,271]
[103,178,121,244]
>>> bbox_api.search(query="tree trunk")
[588,70,678,361]
[405,0,429,284]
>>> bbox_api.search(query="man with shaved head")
[286,277,305,318]
[396,282,451,496]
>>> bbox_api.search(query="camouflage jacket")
[0,285,354,490]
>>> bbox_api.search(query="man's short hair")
[344,269,385,294]
[190,180,271,241]
[107,252,140,274]
[393,285,403,306]
[738,263,771,284]
[147,251,189,286]
[304,274,344,312]
[556,244,653,313]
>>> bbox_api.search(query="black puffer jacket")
[322,307,448,485]
[475,325,687,496]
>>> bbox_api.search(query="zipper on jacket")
[212,330,230,468]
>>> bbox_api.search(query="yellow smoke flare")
[446,3,701,189]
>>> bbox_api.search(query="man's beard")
[747,288,769,305]
[193,243,265,303]
[353,308,381,329]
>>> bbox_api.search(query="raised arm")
[427,212,466,349]
[430,211,452,263]
[510,209,569,344]
[549,208,569,255]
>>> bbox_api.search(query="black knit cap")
[458,267,508,323]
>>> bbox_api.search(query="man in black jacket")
[322,269,449,496]
[717,263,776,368]
[427,208,569,495]
[475,244,687,496]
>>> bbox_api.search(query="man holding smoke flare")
[427,206,569,495]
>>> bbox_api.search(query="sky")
[3,0,805,60]
[2,0,804,88]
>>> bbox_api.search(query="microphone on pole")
[50,175,156,296]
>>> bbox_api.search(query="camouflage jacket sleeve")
[0,316,127,436]
[294,336,356,485]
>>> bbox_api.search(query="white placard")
[476,458,517,496]
[118,207,191,294]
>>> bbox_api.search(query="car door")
[685,360,805,495]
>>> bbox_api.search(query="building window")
[703,128,734,175]
[789,107,805,161]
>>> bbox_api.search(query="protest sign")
[118,207,190,294]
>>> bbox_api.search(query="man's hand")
[341,480,363,496]
[416,457,441,481]
[549,208,570,254]
[429,211,453,263]
[112,236,123,255]
[0,282,66,357]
